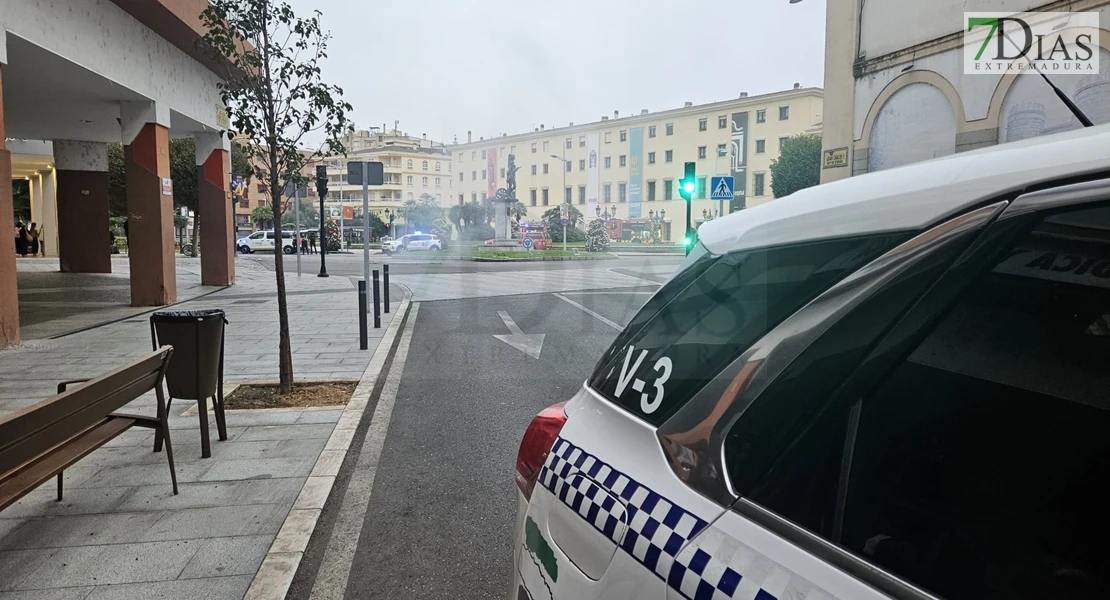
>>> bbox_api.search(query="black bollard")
[373,270,381,329]
[383,264,390,314]
[358,280,368,350]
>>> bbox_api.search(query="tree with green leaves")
[541,204,586,242]
[401,194,444,231]
[769,134,821,199]
[12,180,30,223]
[201,0,352,393]
[509,201,528,223]
[364,213,388,240]
[280,201,319,227]
[251,205,274,229]
[108,143,127,217]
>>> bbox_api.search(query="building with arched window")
[819,0,1110,184]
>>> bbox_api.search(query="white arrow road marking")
[494,310,545,359]
[553,293,623,331]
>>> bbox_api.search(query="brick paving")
[0,257,405,600]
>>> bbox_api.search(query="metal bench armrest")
[57,379,91,393]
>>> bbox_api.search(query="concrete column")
[55,140,111,273]
[819,0,862,185]
[121,102,176,306]
[196,132,234,286]
[30,173,43,225]
[0,66,20,347]
[39,169,58,257]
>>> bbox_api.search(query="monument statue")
[494,154,522,241]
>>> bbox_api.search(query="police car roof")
[699,123,1110,256]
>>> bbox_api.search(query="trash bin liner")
[150,309,227,400]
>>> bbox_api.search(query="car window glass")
[265,232,274,239]
[588,235,897,426]
[250,233,262,239]
[744,204,1110,600]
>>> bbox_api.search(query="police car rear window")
[588,234,901,426]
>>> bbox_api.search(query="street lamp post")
[550,150,569,252]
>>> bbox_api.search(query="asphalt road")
[242,249,683,277]
[288,259,674,599]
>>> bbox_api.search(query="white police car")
[382,233,441,255]
[512,123,1110,600]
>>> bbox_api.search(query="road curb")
[243,295,413,600]
[470,255,616,262]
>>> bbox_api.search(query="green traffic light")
[683,236,692,247]
[682,181,696,194]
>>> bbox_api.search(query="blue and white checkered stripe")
[539,437,829,600]
[540,437,707,579]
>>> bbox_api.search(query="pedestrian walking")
[308,230,318,254]
[28,222,40,256]
[15,223,28,257]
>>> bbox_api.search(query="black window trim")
[656,201,1010,505]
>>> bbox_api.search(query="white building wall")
[0,0,224,131]
[860,0,1049,57]
[853,4,1110,143]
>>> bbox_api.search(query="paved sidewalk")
[15,256,215,340]
[0,260,407,600]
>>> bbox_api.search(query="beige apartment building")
[320,128,452,234]
[452,86,822,241]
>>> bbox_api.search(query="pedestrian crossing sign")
[710,177,735,200]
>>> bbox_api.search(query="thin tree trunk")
[190,214,199,258]
[272,175,293,394]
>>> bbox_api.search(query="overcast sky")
[287,0,827,144]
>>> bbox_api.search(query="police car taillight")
[515,402,567,501]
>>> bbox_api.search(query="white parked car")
[511,124,1110,600]
[382,233,441,255]
[237,230,297,255]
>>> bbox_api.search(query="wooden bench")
[0,348,178,512]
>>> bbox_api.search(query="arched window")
[407,160,413,169]
[435,162,441,171]
[868,83,955,172]
[422,161,429,170]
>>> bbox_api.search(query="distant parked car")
[237,230,296,254]
[383,233,441,255]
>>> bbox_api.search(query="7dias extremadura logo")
[965,12,1100,75]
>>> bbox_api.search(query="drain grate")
[234,299,268,304]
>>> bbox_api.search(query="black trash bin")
[150,309,228,458]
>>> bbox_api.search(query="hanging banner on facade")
[587,133,600,220]
[487,148,498,200]
[730,112,749,212]
[628,127,643,218]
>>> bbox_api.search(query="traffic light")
[679,162,696,201]
[315,165,328,198]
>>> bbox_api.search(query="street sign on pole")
[284,181,307,198]
[347,161,385,186]
[294,187,301,276]
[362,163,370,303]
[710,176,735,200]
[559,203,568,252]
